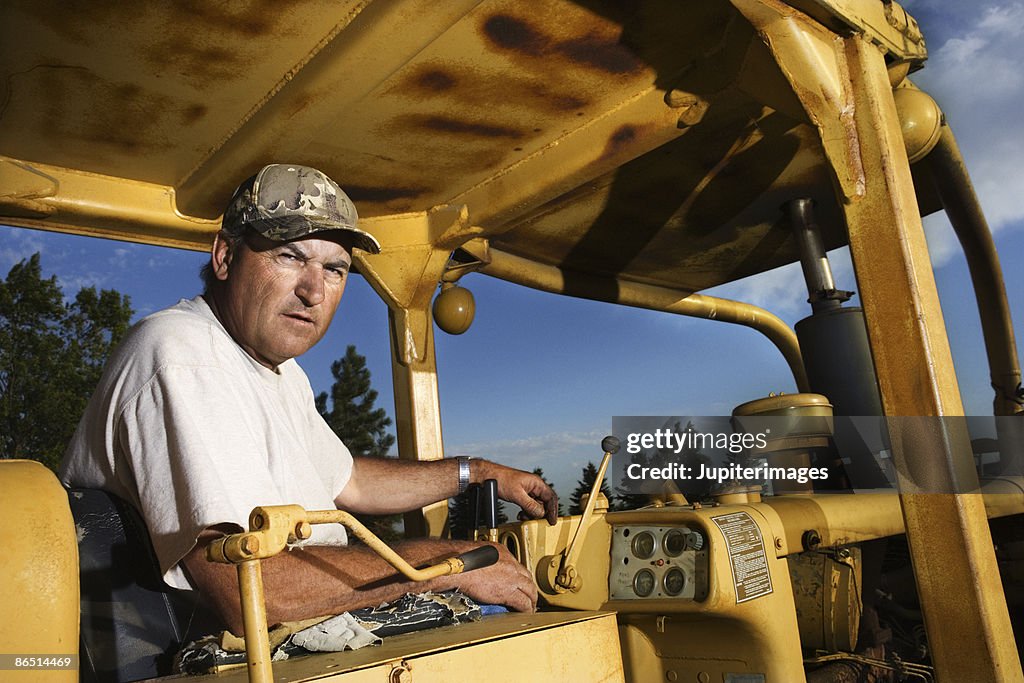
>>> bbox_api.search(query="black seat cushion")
[68,488,218,683]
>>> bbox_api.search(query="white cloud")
[706,4,1022,316]
[914,3,1024,232]
[446,427,608,495]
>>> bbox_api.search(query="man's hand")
[183,534,537,633]
[475,460,559,525]
[453,542,538,612]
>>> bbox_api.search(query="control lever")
[539,436,619,594]
[481,478,499,542]
[467,482,481,540]
[207,505,500,683]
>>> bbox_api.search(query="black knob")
[601,436,621,454]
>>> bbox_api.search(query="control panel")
[609,525,709,600]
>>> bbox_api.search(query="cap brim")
[248,216,381,254]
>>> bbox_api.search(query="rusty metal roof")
[0,0,929,293]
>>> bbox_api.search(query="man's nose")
[295,266,326,306]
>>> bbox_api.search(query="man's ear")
[210,232,234,281]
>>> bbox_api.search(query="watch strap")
[457,456,472,494]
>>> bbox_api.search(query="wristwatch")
[457,456,472,494]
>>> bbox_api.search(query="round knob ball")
[432,284,475,335]
[601,435,621,454]
[893,87,942,163]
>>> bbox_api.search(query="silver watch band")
[457,456,472,494]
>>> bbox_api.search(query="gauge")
[663,567,686,596]
[663,529,687,557]
[633,569,656,597]
[631,531,657,559]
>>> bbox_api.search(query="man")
[60,164,557,635]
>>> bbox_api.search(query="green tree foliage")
[569,461,614,515]
[315,345,400,542]
[0,253,132,470]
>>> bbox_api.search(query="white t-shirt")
[60,296,353,590]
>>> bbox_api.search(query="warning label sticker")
[712,511,773,603]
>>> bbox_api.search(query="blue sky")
[2,1,1022,502]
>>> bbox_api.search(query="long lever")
[207,505,500,683]
[556,436,619,591]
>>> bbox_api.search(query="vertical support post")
[840,36,1022,681]
[356,206,480,539]
[389,309,449,538]
[237,560,273,683]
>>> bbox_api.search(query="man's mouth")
[284,312,316,325]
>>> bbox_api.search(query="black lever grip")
[456,545,500,572]
[482,478,499,528]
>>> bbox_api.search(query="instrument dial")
[664,528,686,557]
[631,531,657,559]
[663,567,686,596]
[633,568,656,597]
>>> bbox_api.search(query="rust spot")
[397,63,591,115]
[552,95,587,111]
[180,104,208,125]
[146,40,241,88]
[286,94,315,118]
[32,67,174,157]
[412,114,524,139]
[344,185,427,203]
[116,83,142,99]
[483,15,549,57]
[558,34,644,75]
[414,69,457,92]
[595,124,645,164]
[176,0,305,37]
[610,125,637,148]
[482,13,643,76]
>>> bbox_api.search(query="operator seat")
[68,488,217,683]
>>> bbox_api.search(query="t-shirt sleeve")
[117,365,281,590]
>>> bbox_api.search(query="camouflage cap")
[222,164,381,254]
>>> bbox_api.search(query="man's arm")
[336,457,558,524]
[182,529,537,635]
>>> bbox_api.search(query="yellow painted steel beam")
[729,2,1020,678]
[922,125,1023,417]
[0,157,217,250]
[465,240,810,391]
[353,206,485,537]
[838,36,1022,683]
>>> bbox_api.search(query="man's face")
[211,231,353,369]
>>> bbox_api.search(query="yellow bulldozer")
[1,1,1022,681]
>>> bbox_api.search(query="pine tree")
[569,461,614,515]
[0,254,132,470]
[316,345,400,542]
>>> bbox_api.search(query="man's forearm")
[336,456,558,524]
[336,457,460,514]
[183,537,535,635]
